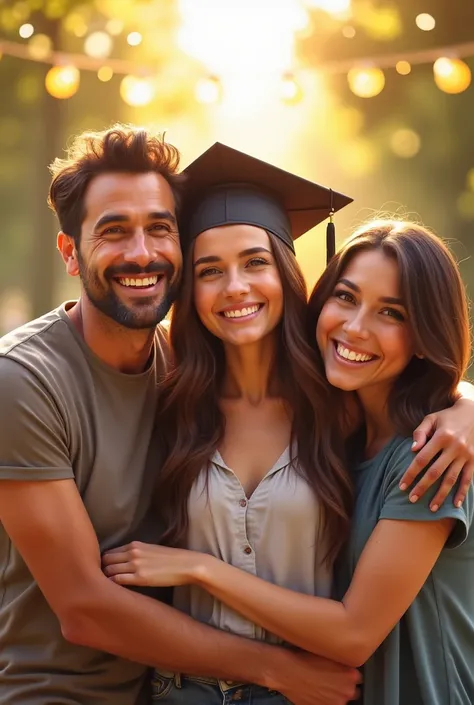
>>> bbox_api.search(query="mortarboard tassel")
[326,189,335,264]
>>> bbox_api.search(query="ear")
[57,232,80,277]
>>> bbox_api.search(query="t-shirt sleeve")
[0,357,73,481]
[379,438,473,549]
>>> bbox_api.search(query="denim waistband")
[154,669,247,692]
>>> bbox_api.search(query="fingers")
[428,458,466,511]
[454,461,474,508]
[108,573,138,586]
[102,551,132,566]
[407,444,459,502]
[399,434,444,491]
[411,414,436,451]
[103,561,135,577]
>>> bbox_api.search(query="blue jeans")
[151,670,292,705]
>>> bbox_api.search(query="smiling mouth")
[218,304,263,320]
[333,340,378,364]
[114,275,164,290]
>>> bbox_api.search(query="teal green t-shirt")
[335,435,474,705]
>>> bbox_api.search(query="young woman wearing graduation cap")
[103,145,474,705]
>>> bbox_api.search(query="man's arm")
[0,360,359,705]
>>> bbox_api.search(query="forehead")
[193,224,271,258]
[83,172,176,222]
[342,249,400,292]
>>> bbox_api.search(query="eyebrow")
[337,278,404,306]
[193,246,272,267]
[94,210,177,231]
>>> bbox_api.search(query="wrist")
[256,645,293,690]
[191,552,217,587]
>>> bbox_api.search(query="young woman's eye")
[246,257,269,268]
[198,267,220,278]
[381,308,405,322]
[333,289,355,304]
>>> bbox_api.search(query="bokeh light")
[390,128,421,158]
[348,67,385,98]
[342,26,356,38]
[305,0,351,14]
[396,60,412,75]
[27,34,53,61]
[433,58,471,94]
[466,167,474,192]
[195,76,222,104]
[106,18,124,36]
[280,74,303,104]
[361,5,402,42]
[19,23,34,39]
[63,12,88,37]
[84,31,113,59]
[97,66,114,82]
[45,65,80,100]
[457,191,474,220]
[339,139,379,177]
[416,13,436,31]
[120,75,155,106]
[127,31,142,46]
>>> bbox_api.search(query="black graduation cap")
[180,142,353,263]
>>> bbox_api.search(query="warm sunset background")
[0,0,473,335]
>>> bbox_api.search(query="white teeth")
[118,276,158,288]
[223,305,260,319]
[336,343,374,363]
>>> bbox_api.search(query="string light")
[97,66,114,82]
[19,24,34,39]
[84,31,113,59]
[348,67,385,98]
[396,60,411,75]
[120,75,154,106]
[195,76,222,104]
[433,57,471,94]
[27,34,52,61]
[127,32,142,47]
[279,73,303,104]
[416,14,436,32]
[390,128,421,158]
[342,26,356,39]
[45,65,80,99]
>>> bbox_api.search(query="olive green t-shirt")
[335,435,474,705]
[0,302,169,705]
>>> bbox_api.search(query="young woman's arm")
[103,442,471,668]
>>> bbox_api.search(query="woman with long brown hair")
[103,147,474,704]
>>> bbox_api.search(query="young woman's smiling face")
[193,224,284,348]
[316,249,416,400]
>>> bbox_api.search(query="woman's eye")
[334,289,354,303]
[246,257,269,267]
[381,308,405,322]
[198,267,220,278]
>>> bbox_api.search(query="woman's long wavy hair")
[308,220,471,433]
[154,231,353,564]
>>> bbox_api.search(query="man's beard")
[77,253,180,330]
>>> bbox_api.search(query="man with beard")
[0,125,361,705]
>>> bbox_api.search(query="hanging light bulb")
[120,75,155,106]
[97,66,114,82]
[396,60,411,76]
[28,34,52,61]
[433,58,471,94]
[279,73,303,104]
[348,67,385,98]
[45,65,80,99]
[195,76,222,104]
[84,31,113,59]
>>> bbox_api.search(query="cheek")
[316,304,340,350]
[382,327,415,367]
[193,280,216,322]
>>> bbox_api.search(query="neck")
[67,298,155,374]
[222,334,278,405]
[357,385,396,456]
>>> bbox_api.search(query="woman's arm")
[103,518,452,667]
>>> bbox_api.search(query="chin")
[325,369,359,392]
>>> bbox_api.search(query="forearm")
[62,573,285,684]
[196,559,362,666]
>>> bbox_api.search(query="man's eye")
[102,226,125,235]
[150,224,172,233]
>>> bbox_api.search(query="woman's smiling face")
[316,248,415,398]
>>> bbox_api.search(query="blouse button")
[243,546,252,554]
[239,498,247,507]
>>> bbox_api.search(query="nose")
[342,309,370,340]
[223,268,250,299]
[123,229,155,268]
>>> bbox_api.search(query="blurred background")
[0,0,473,335]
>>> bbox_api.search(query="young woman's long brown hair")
[308,220,471,432]
[154,232,353,564]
